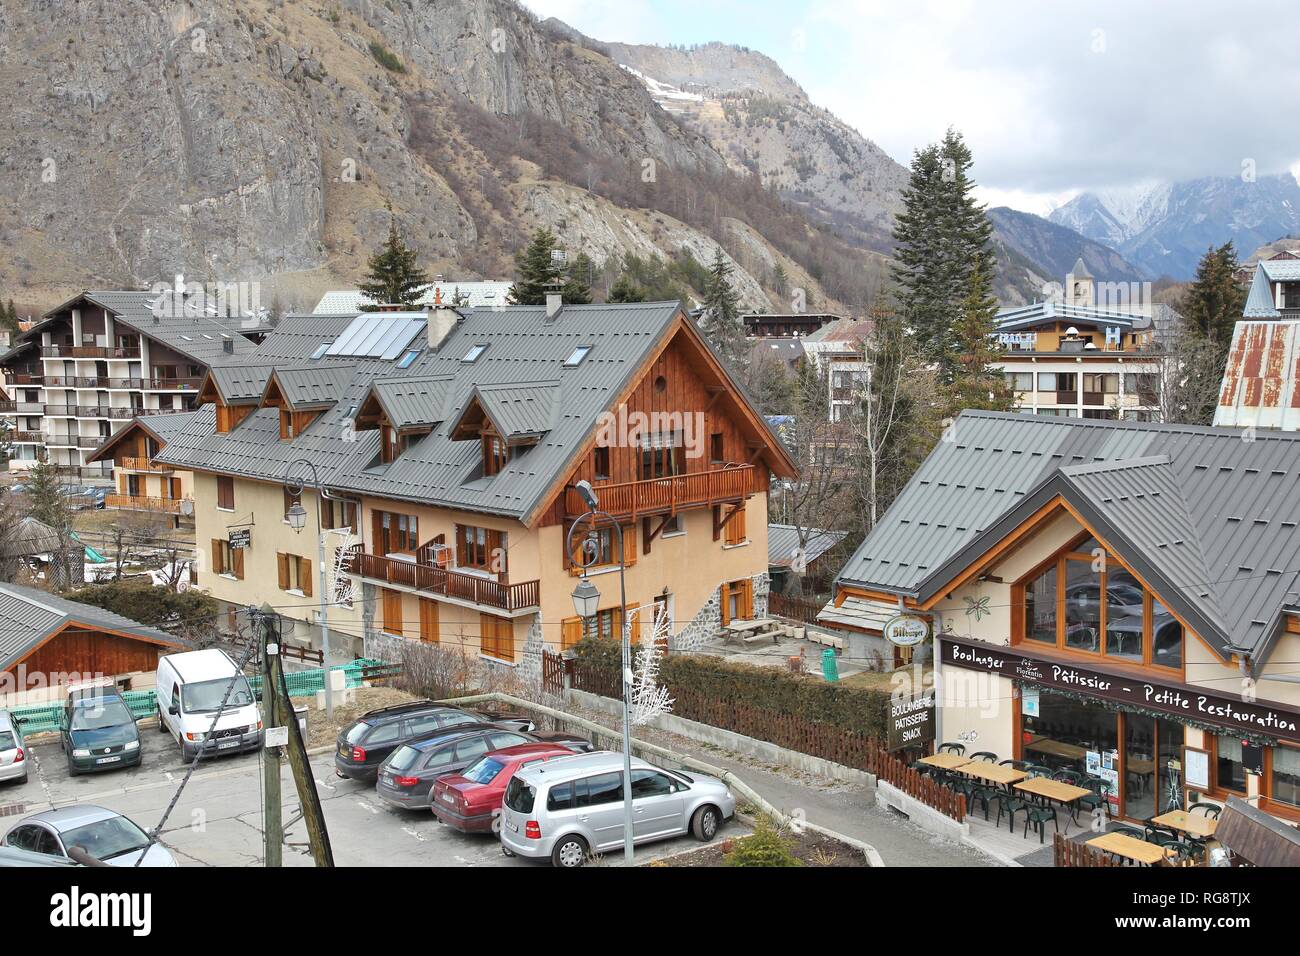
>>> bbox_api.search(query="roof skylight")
[563,345,592,367]
[397,349,420,369]
[310,343,329,360]
[462,344,488,364]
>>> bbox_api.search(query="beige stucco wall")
[193,473,364,639]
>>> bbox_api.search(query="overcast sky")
[525,0,1300,214]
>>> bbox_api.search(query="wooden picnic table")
[727,618,776,633]
[958,762,1027,785]
[1152,809,1217,839]
[916,752,971,770]
[1087,831,1175,866]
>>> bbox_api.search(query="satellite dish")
[180,499,195,517]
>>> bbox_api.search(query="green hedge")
[571,638,891,740]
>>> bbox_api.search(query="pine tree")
[357,202,430,309]
[608,273,647,303]
[26,450,70,531]
[770,262,789,300]
[891,128,997,379]
[508,229,564,305]
[946,255,1014,414]
[699,247,748,374]
[0,298,16,332]
[563,252,595,305]
[1181,243,1247,352]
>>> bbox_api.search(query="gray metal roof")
[995,301,1148,332]
[1259,258,1300,282]
[268,365,357,409]
[1244,264,1282,318]
[0,581,180,672]
[154,302,694,522]
[207,314,358,403]
[313,282,513,313]
[835,410,1300,663]
[79,291,262,364]
[767,524,848,569]
[466,381,561,440]
[369,375,454,430]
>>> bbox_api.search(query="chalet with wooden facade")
[152,301,796,674]
[824,411,1300,826]
[85,411,197,518]
[0,581,183,706]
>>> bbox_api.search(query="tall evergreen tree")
[26,450,70,531]
[946,255,1014,414]
[891,128,997,380]
[608,273,647,303]
[564,252,595,305]
[699,247,748,374]
[770,262,789,300]
[357,202,430,309]
[509,228,562,305]
[1180,242,1247,351]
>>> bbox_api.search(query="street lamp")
[565,479,635,866]
[283,458,345,723]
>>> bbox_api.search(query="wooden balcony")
[41,345,141,359]
[348,550,540,613]
[118,456,171,472]
[564,464,756,519]
[105,494,188,514]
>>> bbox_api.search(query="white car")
[3,805,177,867]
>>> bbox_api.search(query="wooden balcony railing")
[564,464,756,519]
[105,494,188,514]
[349,550,540,612]
[118,456,171,472]
[41,345,141,359]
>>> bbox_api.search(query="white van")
[155,649,263,760]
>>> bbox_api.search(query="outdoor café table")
[916,753,972,770]
[958,762,1028,787]
[1014,777,1092,832]
[1152,809,1217,840]
[1023,736,1088,762]
[1087,831,1175,866]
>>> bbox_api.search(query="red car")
[431,743,577,833]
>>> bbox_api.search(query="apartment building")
[0,291,262,477]
[995,261,1167,420]
[152,301,796,675]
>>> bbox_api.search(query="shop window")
[1214,734,1248,795]
[1271,745,1300,809]
[1014,534,1181,670]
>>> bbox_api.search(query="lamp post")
[566,479,635,866]
[283,458,342,724]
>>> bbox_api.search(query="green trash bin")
[821,647,839,682]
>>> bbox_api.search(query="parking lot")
[1,725,738,867]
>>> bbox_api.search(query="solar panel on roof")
[324,313,425,358]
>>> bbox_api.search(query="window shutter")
[211,539,223,576]
[720,583,731,627]
[567,527,583,577]
[622,524,637,566]
[119,472,129,495]
[300,557,312,597]
[561,617,582,651]
[420,599,439,643]
[232,547,245,580]
[277,553,290,591]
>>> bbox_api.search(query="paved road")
[0,730,731,867]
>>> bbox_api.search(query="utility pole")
[261,604,335,867]
[258,608,283,867]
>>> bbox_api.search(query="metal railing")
[40,345,141,359]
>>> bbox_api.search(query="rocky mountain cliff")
[987,206,1147,298]
[1,0,849,313]
[1051,174,1300,279]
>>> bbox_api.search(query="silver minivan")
[499,751,735,867]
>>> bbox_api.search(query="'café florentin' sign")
[939,635,1300,745]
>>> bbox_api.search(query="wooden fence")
[768,592,824,625]
[571,663,968,822]
[541,649,569,697]
[1054,832,1122,867]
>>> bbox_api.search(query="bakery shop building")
[827,411,1300,824]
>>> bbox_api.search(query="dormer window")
[280,408,318,440]
[483,429,510,476]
